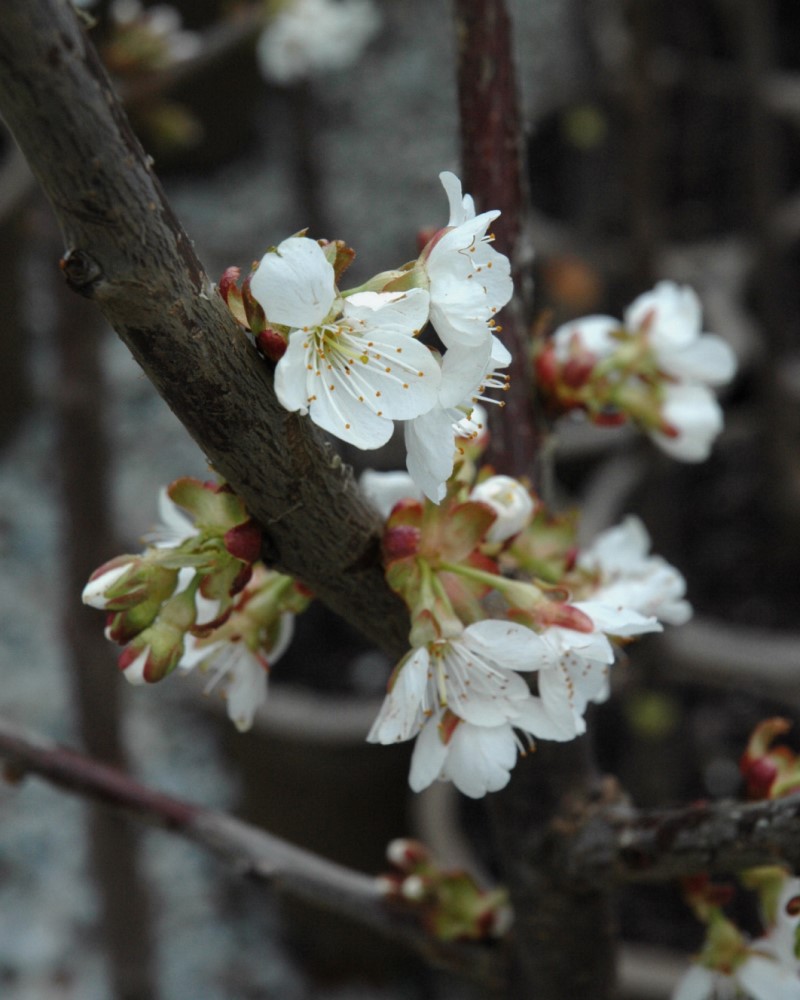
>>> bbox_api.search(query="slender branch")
[452,0,540,480]
[0,715,507,990]
[0,0,408,658]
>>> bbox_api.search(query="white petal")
[574,600,662,637]
[269,612,295,665]
[82,562,134,608]
[360,469,422,518]
[250,236,336,329]
[658,334,737,387]
[469,475,535,542]
[404,407,457,502]
[144,488,197,547]
[225,647,269,732]
[738,955,800,1000]
[551,315,620,362]
[671,965,714,1000]
[514,696,579,741]
[444,723,518,798]
[438,339,493,408]
[367,647,429,744]
[122,646,150,686]
[439,171,474,226]
[651,384,724,462]
[625,281,702,350]
[461,619,550,673]
[408,716,449,792]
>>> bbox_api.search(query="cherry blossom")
[578,515,692,626]
[535,603,662,739]
[251,236,441,449]
[420,172,513,349]
[367,619,553,746]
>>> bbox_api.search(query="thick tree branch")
[0,0,408,657]
[0,715,507,990]
[569,791,800,887]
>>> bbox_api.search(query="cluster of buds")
[676,869,800,999]
[377,839,511,942]
[740,718,800,801]
[82,478,311,729]
[535,281,737,462]
[365,457,687,798]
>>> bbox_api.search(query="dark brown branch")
[0,716,507,990]
[567,791,800,888]
[453,0,540,480]
[0,0,408,658]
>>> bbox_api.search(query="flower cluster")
[82,479,310,730]
[536,281,737,461]
[256,0,381,85]
[220,172,513,503]
[377,838,512,942]
[366,461,689,798]
[674,869,800,1000]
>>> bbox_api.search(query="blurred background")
[1,0,799,997]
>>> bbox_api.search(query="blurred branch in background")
[0,716,508,993]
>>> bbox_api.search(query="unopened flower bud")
[387,838,430,870]
[224,519,263,564]
[470,475,535,543]
[82,556,142,609]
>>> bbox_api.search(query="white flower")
[626,283,736,385]
[367,619,553,745]
[578,516,692,626]
[182,613,294,732]
[470,475,535,542]
[421,172,513,349]
[536,604,661,739]
[404,336,509,502]
[251,237,441,449]
[256,0,381,85]
[409,714,520,798]
[359,469,422,519]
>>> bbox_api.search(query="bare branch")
[0,0,408,657]
[566,791,800,888]
[0,715,508,989]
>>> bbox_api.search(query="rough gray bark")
[0,0,408,657]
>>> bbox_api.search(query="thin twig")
[0,715,508,990]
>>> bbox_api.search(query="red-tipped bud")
[383,525,421,561]
[218,266,250,328]
[539,601,595,632]
[224,519,262,564]
[241,272,267,335]
[255,327,288,362]
[741,756,780,800]
[387,838,430,871]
